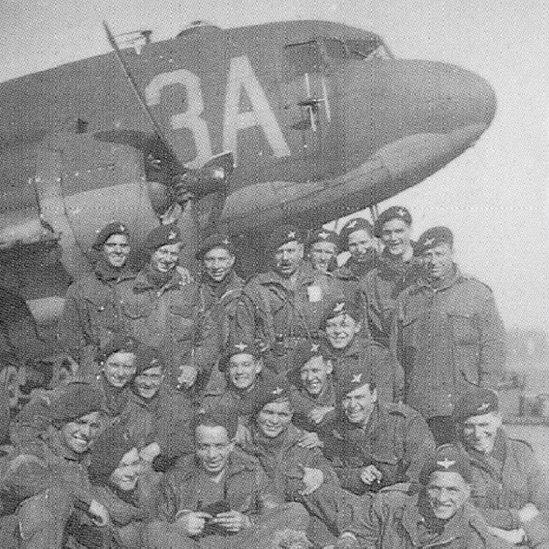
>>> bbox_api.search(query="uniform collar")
[94,257,135,283]
[133,267,183,293]
[417,264,462,292]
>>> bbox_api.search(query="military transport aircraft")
[0,18,496,329]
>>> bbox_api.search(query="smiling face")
[195,425,234,476]
[421,243,454,281]
[325,313,361,350]
[102,234,130,268]
[61,411,103,454]
[103,351,137,388]
[347,229,375,262]
[426,471,471,520]
[309,241,337,273]
[341,383,377,425]
[109,448,142,492]
[134,365,163,400]
[227,353,262,390]
[380,218,412,257]
[150,242,182,274]
[273,241,303,277]
[300,355,332,396]
[459,412,502,454]
[203,247,235,282]
[256,400,293,439]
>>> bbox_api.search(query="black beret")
[99,333,139,362]
[292,339,326,369]
[134,344,164,375]
[196,233,235,260]
[266,225,303,252]
[416,226,454,255]
[219,338,261,372]
[145,224,182,252]
[252,376,292,416]
[336,360,375,400]
[321,297,362,327]
[373,206,412,237]
[453,387,499,423]
[50,382,104,423]
[92,221,129,251]
[307,228,339,249]
[338,218,373,249]
[194,407,239,440]
[419,444,472,485]
[88,420,135,483]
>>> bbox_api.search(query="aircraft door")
[282,40,332,179]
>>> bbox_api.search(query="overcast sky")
[2,0,547,332]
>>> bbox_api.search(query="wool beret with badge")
[336,359,375,400]
[145,224,182,252]
[321,296,362,327]
[251,375,292,416]
[419,443,473,484]
[219,338,261,372]
[92,221,129,251]
[307,228,339,249]
[452,387,499,423]
[134,344,164,375]
[373,206,412,237]
[415,226,454,255]
[196,233,235,260]
[266,225,303,252]
[338,217,373,249]
[50,382,105,424]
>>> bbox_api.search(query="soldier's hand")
[178,511,211,536]
[211,510,251,532]
[517,503,540,524]
[298,431,323,449]
[139,442,161,463]
[177,365,198,388]
[176,266,194,285]
[360,465,383,485]
[88,500,110,527]
[299,466,324,495]
[307,406,335,424]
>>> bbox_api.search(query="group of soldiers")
[0,205,547,549]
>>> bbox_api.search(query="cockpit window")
[284,41,325,80]
[345,37,389,59]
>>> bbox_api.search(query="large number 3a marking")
[145,56,290,168]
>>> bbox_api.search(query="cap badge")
[235,342,248,352]
[318,231,329,239]
[311,343,320,353]
[351,373,362,384]
[272,386,283,395]
[397,208,406,217]
[477,402,490,413]
[222,238,230,245]
[437,458,455,469]
[333,302,345,313]
[288,231,296,239]
[119,224,125,231]
[168,231,177,240]
[424,237,435,246]
[347,220,357,228]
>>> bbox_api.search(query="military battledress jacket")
[459,432,549,547]
[392,268,506,419]
[322,401,435,495]
[118,269,218,389]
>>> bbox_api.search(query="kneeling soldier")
[454,388,549,548]
[147,409,310,549]
[323,360,434,496]
[360,444,512,548]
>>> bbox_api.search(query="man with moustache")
[322,360,434,497]
[147,409,311,549]
[360,444,512,548]
[58,221,135,367]
[454,388,549,548]
[234,225,343,374]
[364,206,422,347]
[118,224,218,393]
[306,228,340,275]
[0,383,110,549]
[392,226,506,445]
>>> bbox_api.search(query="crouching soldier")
[118,224,219,393]
[287,339,337,433]
[360,444,512,548]
[146,409,311,549]
[0,383,109,549]
[454,388,549,548]
[322,360,434,496]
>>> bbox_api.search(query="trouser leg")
[17,485,73,549]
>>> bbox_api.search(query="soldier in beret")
[58,221,135,368]
[454,388,549,548]
[306,228,339,275]
[0,383,110,549]
[321,297,402,403]
[201,338,277,421]
[364,206,422,347]
[321,357,434,497]
[146,409,311,549]
[287,339,337,433]
[234,225,344,374]
[391,226,506,445]
[360,444,512,548]
[118,224,219,393]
